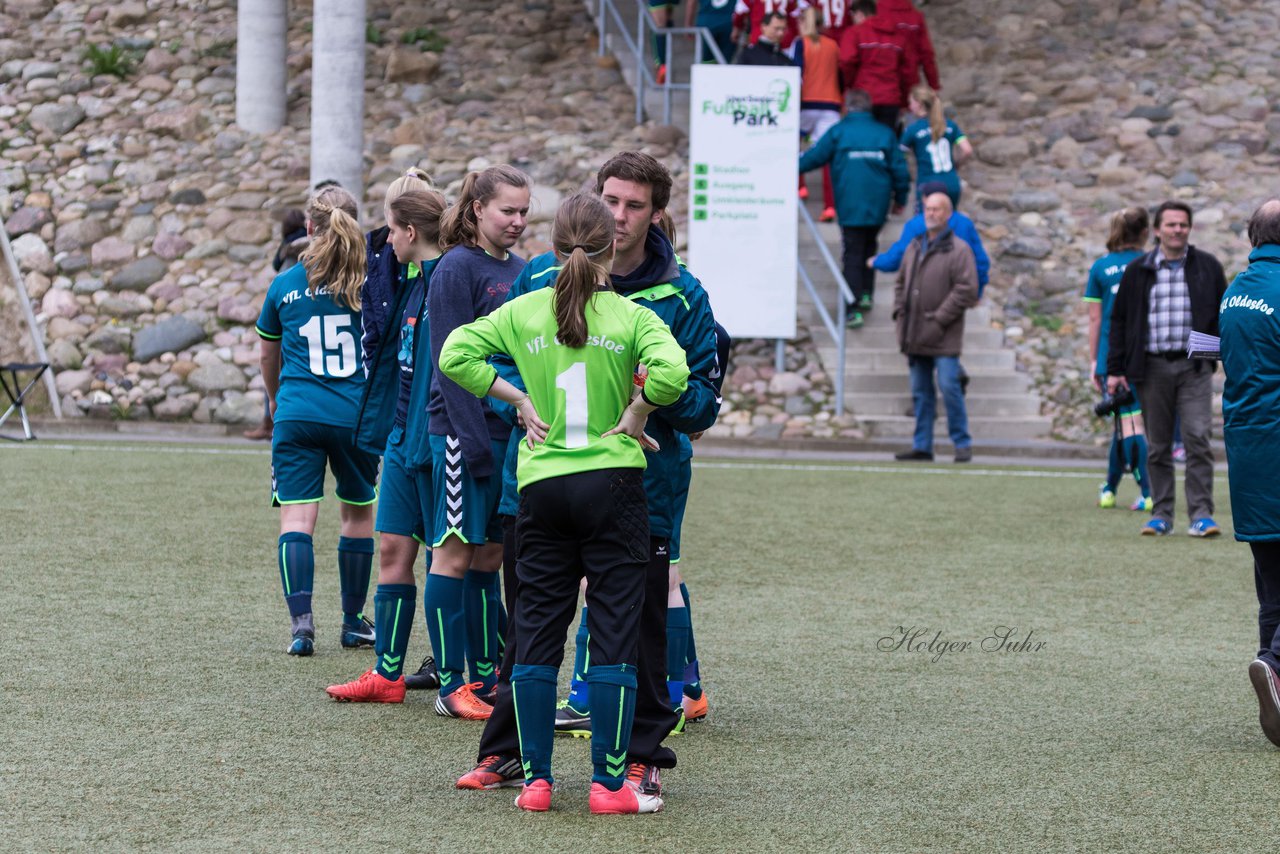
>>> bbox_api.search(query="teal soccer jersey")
[257,264,366,427]
[900,117,966,188]
[1083,249,1143,377]
[439,288,690,491]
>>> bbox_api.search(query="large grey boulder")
[133,316,207,362]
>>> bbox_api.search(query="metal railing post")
[663,30,673,124]
[597,0,606,56]
[635,3,646,124]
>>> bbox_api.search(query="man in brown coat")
[892,192,978,462]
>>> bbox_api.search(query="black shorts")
[513,468,649,668]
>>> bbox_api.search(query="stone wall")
[3,0,1276,437]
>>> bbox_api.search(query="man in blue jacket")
[1220,199,1280,747]
[456,152,722,800]
[869,180,991,298]
[798,87,910,328]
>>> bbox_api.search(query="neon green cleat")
[1098,485,1117,509]
[1130,496,1153,512]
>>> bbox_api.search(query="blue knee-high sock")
[511,664,559,785]
[1124,434,1151,497]
[337,536,374,624]
[680,582,703,700]
[567,606,590,712]
[1105,433,1124,491]
[278,532,314,622]
[463,569,502,693]
[425,574,466,696]
[373,583,415,680]
[588,663,638,791]
[666,606,690,708]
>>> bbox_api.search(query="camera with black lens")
[1094,387,1136,418]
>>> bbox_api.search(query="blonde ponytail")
[301,186,365,310]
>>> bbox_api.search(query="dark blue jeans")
[908,355,970,454]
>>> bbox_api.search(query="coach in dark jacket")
[1106,201,1228,537]
[892,191,977,463]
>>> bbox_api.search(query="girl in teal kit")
[900,85,973,210]
[439,192,689,815]
[327,188,449,703]
[1083,207,1152,512]
[256,185,378,656]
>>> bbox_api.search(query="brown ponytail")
[301,185,365,310]
[1106,206,1150,253]
[550,193,614,348]
[439,164,531,251]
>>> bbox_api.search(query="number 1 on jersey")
[555,361,589,448]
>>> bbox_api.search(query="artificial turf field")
[3,440,1278,852]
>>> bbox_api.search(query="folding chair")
[0,362,50,441]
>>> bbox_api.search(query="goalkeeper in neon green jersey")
[439,192,689,816]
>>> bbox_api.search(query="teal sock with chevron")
[337,536,374,625]
[511,663,558,785]
[463,569,502,693]
[566,607,590,712]
[680,582,703,700]
[666,606,690,708]
[425,573,466,696]
[278,532,315,622]
[373,583,415,680]
[587,663,637,790]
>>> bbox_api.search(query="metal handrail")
[596,0,729,125]
[797,201,855,415]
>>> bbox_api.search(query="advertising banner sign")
[688,64,800,339]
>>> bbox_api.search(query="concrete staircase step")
[860,414,1054,440]
[817,347,1017,371]
[844,392,1045,417]
[838,325,1007,350]
[843,371,1031,394]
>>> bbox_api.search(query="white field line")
[2,442,1230,483]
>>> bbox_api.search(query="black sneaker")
[287,631,314,656]
[554,699,592,737]
[340,615,376,649]
[894,449,934,461]
[404,656,441,690]
[1249,659,1280,747]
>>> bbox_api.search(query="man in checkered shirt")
[1106,201,1229,537]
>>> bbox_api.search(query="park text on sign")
[688,64,799,340]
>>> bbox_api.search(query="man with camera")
[1221,200,1280,746]
[1106,201,1228,537]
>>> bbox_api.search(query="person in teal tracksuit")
[1083,207,1151,513]
[799,87,910,327]
[1221,200,1280,748]
[256,185,378,657]
[326,188,449,704]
